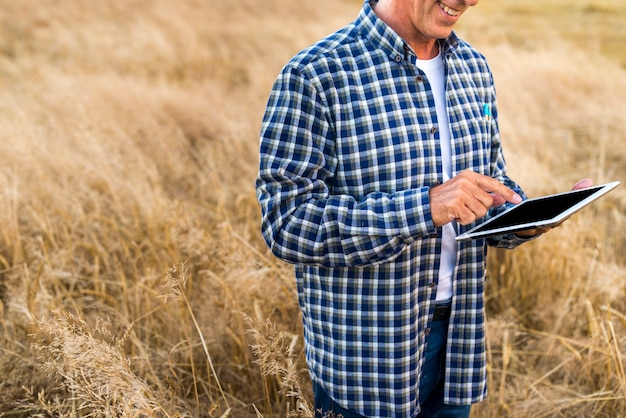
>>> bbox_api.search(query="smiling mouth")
[437,1,462,17]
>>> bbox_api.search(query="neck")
[413,41,440,60]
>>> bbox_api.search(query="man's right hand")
[429,171,522,227]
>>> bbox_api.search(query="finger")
[515,228,539,238]
[450,205,480,225]
[572,178,593,190]
[456,195,492,225]
[489,193,506,207]
[475,176,522,204]
[468,192,494,216]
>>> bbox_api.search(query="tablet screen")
[456,181,620,241]
[472,186,602,233]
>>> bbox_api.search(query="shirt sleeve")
[256,65,437,268]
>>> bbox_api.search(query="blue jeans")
[417,314,471,418]
[313,309,471,418]
[313,381,366,418]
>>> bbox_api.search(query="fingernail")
[513,193,522,204]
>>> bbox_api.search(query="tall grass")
[0,0,624,417]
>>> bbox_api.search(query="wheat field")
[0,0,624,417]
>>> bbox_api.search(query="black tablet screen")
[473,186,602,232]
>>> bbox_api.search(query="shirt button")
[431,126,437,134]
[424,328,431,336]
[395,55,402,63]
[416,75,423,82]
[429,282,437,289]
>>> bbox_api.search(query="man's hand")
[515,178,594,238]
[429,171,522,227]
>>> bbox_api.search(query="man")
[256,0,590,416]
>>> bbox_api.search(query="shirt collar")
[356,0,460,62]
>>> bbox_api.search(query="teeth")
[438,1,461,16]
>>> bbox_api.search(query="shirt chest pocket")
[448,101,494,175]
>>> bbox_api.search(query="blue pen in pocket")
[483,103,491,121]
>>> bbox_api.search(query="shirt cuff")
[394,188,437,243]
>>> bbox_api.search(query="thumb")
[572,179,593,190]
[490,194,507,207]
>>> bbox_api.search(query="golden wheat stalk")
[33,310,168,417]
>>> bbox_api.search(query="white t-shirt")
[415,49,456,302]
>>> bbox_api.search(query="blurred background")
[0,0,624,416]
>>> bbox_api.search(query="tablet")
[455,181,620,241]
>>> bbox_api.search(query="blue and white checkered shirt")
[256,1,529,416]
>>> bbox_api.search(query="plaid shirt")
[256,1,530,416]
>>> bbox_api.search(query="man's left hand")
[515,178,594,238]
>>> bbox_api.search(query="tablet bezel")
[455,181,620,241]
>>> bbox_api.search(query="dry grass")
[0,0,624,417]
